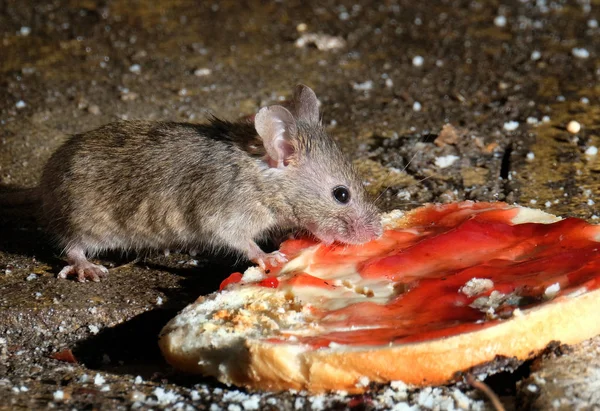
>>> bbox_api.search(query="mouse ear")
[255,105,298,169]
[291,84,320,124]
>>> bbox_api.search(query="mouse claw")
[58,263,109,282]
[252,251,288,271]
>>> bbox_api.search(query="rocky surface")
[1,0,599,409]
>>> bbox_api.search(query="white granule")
[53,390,64,401]
[434,155,460,168]
[544,282,561,299]
[194,68,212,76]
[412,101,422,112]
[390,380,409,391]
[153,387,180,405]
[526,152,535,161]
[572,48,590,59]
[227,405,242,411]
[134,375,143,384]
[503,121,519,131]
[155,296,163,306]
[15,100,27,109]
[356,376,370,387]
[412,56,424,67]
[352,80,374,91]
[210,404,223,411]
[588,199,595,206]
[451,388,471,409]
[129,64,141,74]
[88,325,99,335]
[526,117,539,125]
[530,50,541,60]
[494,15,507,27]
[294,397,305,409]
[542,115,550,122]
[20,26,31,36]
[545,201,552,208]
[460,278,494,297]
[308,395,327,410]
[26,273,37,281]
[241,395,261,410]
[585,146,598,156]
[93,373,105,386]
[190,390,200,401]
[294,33,346,51]
[588,19,598,28]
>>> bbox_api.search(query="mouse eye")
[332,186,351,204]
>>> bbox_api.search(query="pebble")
[352,80,373,91]
[572,48,590,59]
[494,15,507,27]
[129,64,141,74]
[530,50,541,60]
[412,101,422,112]
[526,152,535,161]
[412,56,424,67]
[566,120,581,134]
[503,121,519,131]
[585,146,598,156]
[435,155,459,168]
[15,100,26,109]
[194,68,212,76]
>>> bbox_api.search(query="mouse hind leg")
[58,246,109,282]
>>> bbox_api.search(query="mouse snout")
[344,214,383,244]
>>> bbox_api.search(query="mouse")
[25,84,383,282]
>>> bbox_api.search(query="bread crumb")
[460,278,494,297]
[544,283,561,299]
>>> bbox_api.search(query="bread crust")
[159,203,600,393]
[160,287,600,393]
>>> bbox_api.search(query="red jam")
[219,272,243,290]
[258,276,280,288]
[262,202,600,347]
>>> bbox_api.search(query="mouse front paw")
[58,262,109,282]
[251,250,288,271]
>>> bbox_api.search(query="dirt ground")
[1,0,599,409]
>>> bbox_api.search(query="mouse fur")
[36,84,382,281]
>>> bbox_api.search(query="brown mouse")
[32,84,382,281]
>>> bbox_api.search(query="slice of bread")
[159,202,600,393]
